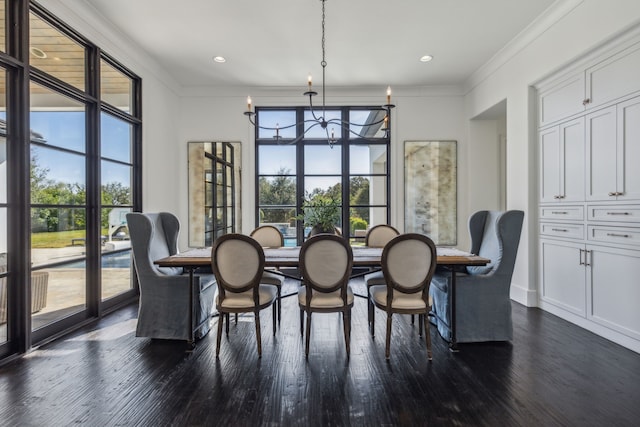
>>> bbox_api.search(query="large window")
[256,107,390,245]
[0,1,142,360]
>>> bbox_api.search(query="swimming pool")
[64,250,132,269]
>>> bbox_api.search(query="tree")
[258,167,296,223]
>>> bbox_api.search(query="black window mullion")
[85,44,100,317]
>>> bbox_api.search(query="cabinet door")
[617,96,640,201]
[586,106,617,201]
[539,126,561,203]
[587,244,640,340]
[560,117,585,202]
[539,239,586,315]
[539,73,585,127]
[585,42,640,109]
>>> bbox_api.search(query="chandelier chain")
[243,0,393,146]
[321,0,327,111]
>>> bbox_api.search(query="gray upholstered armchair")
[429,210,524,343]
[127,212,216,341]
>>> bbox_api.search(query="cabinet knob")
[582,98,591,106]
[608,192,617,196]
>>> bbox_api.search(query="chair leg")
[385,312,393,360]
[226,313,230,335]
[255,310,262,358]
[370,304,375,338]
[423,311,433,361]
[418,314,423,337]
[272,302,277,336]
[235,313,238,324]
[299,309,304,336]
[216,311,224,357]
[411,314,415,325]
[305,311,312,358]
[277,285,282,324]
[367,286,371,325]
[343,310,351,359]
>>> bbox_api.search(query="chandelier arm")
[327,116,388,128]
[307,94,323,122]
[326,118,393,141]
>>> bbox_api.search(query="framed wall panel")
[404,140,457,246]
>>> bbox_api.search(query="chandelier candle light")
[244,0,394,148]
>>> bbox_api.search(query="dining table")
[154,245,489,352]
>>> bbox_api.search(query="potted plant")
[297,194,341,237]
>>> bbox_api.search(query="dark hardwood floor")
[1,277,639,426]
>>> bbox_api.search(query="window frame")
[0,0,142,360]
[255,106,391,245]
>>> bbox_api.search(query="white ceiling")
[83,0,557,89]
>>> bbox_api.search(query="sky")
[29,111,132,188]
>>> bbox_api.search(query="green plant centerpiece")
[297,194,341,237]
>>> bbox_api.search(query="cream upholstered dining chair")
[211,233,278,358]
[298,234,354,359]
[250,225,285,322]
[368,233,438,360]
[362,224,400,324]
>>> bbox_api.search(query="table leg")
[187,267,195,351]
[449,267,458,352]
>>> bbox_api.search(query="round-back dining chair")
[298,234,354,359]
[211,233,278,358]
[249,225,285,322]
[368,233,437,360]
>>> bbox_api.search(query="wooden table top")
[154,246,489,269]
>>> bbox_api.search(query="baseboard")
[510,283,537,307]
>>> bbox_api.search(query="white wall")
[463,0,640,306]
[177,86,469,249]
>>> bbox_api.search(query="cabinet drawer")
[587,225,640,246]
[540,222,584,240]
[540,206,584,221]
[587,205,640,223]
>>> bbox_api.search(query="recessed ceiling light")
[30,47,47,59]
[213,56,226,63]
[420,55,433,62]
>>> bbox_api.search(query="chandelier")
[243,0,394,148]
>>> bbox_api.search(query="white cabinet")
[587,244,640,341]
[538,42,640,127]
[585,42,640,110]
[539,117,585,203]
[538,72,585,128]
[537,35,640,353]
[540,239,640,342]
[539,239,586,316]
[617,97,640,201]
[586,97,640,201]
[586,106,617,201]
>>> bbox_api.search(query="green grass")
[31,230,107,249]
